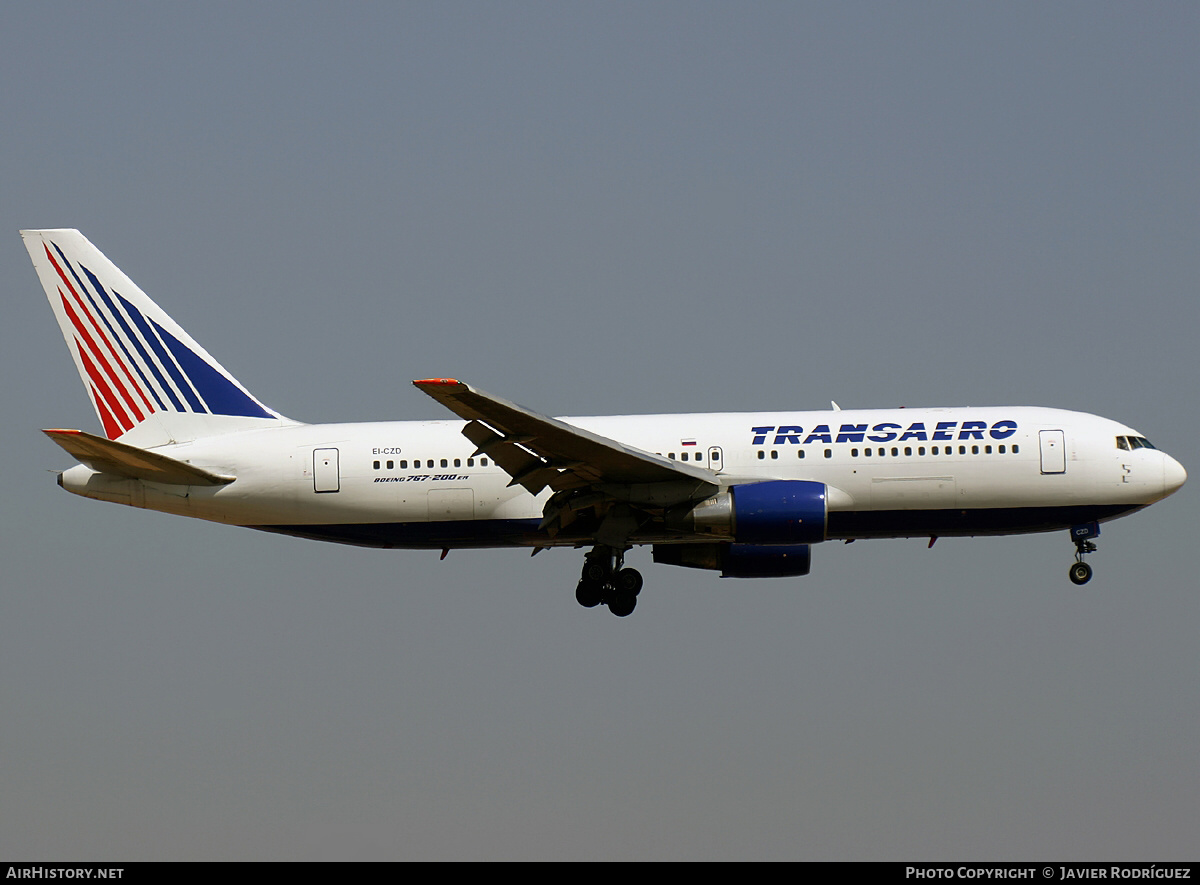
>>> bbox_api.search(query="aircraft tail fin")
[22,229,294,445]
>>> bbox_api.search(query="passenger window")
[972,445,979,454]
[427,460,434,468]
[798,450,805,459]
[904,447,912,456]
[824,449,832,459]
[373,460,380,470]
[1012,445,1019,454]
[959,446,966,455]
[387,460,394,469]
[481,458,489,467]
[918,447,926,455]
[758,451,765,460]
[770,451,778,460]
[400,460,407,469]
[467,458,474,467]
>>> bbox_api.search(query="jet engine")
[667,479,830,544]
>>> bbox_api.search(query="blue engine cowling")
[653,543,812,578]
[730,480,828,545]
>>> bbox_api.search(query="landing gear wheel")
[608,594,637,617]
[583,560,609,584]
[1069,561,1093,585]
[576,546,641,615]
[615,567,643,596]
[575,579,603,608]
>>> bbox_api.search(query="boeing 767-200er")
[24,229,1187,616]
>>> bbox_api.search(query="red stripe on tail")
[89,385,124,440]
[76,341,134,437]
[57,289,145,426]
[44,245,155,417]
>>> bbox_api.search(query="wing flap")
[414,379,718,490]
[43,429,235,486]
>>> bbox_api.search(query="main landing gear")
[575,545,643,617]
[1068,522,1100,585]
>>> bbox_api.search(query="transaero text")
[751,420,1018,446]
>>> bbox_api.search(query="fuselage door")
[429,488,475,521]
[1039,430,1066,475]
[314,448,340,492]
[708,446,724,474]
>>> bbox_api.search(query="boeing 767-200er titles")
[24,229,1187,616]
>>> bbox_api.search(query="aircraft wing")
[44,429,235,486]
[412,379,718,497]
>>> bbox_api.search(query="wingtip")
[413,378,463,388]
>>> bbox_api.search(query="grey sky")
[1,2,1196,860]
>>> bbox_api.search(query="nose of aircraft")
[1163,454,1187,497]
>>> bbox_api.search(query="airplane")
[23,229,1187,616]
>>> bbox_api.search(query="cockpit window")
[1117,435,1157,451]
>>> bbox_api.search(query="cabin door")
[707,446,725,474]
[1039,430,1066,475]
[314,448,340,492]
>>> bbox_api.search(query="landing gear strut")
[1068,523,1099,585]
[575,545,642,616]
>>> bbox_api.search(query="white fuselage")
[58,405,1187,550]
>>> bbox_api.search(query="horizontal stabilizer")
[43,429,234,486]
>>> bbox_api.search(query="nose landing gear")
[1069,560,1093,585]
[575,545,642,616]
[1068,522,1099,585]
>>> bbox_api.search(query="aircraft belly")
[250,518,545,549]
[828,503,1144,539]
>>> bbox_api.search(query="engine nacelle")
[668,480,829,545]
[653,543,812,578]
